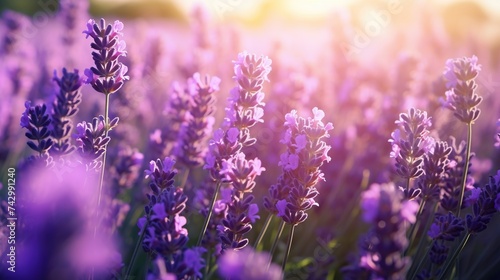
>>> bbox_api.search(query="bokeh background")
[1,0,500,279]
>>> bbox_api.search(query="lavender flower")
[424,212,465,276]
[73,116,119,170]
[358,183,418,280]
[162,82,193,149]
[428,212,465,241]
[143,157,179,214]
[139,157,208,279]
[83,18,129,95]
[465,175,500,234]
[218,247,283,280]
[272,107,333,226]
[224,51,272,146]
[441,55,482,124]
[20,101,53,158]
[416,140,452,201]
[440,137,472,213]
[175,73,220,167]
[389,108,433,198]
[218,152,264,250]
[109,144,144,195]
[50,68,83,157]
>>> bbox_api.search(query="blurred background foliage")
[2,0,500,49]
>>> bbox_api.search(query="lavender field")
[1,0,500,279]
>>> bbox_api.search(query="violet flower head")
[218,247,282,280]
[388,108,433,198]
[425,212,465,274]
[441,55,482,124]
[109,144,144,195]
[50,68,83,157]
[217,152,265,250]
[465,175,500,234]
[73,116,118,170]
[270,107,333,226]
[440,137,471,213]
[143,157,179,214]
[359,182,418,280]
[416,140,452,201]
[175,72,220,167]
[225,51,272,146]
[20,101,54,158]
[83,18,129,95]
[427,212,465,241]
[180,247,207,279]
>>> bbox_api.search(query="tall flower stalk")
[389,108,433,198]
[265,107,333,270]
[50,68,83,158]
[82,18,129,222]
[441,55,482,216]
[200,52,271,253]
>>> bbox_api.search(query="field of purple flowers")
[1,0,500,279]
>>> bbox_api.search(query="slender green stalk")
[408,201,437,279]
[437,233,471,280]
[405,199,426,256]
[91,94,110,280]
[282,225,295,272]
[474,249,500,280]
[254,213,273,249]
[197,181,222,246]
[409,244,432,280]
[457,123,472,217]
[95,94,110,231]
[125,217,149,280]
[267,220,285,270]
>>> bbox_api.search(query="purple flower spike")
[389,108,433,198]
[175,73,220,167]
[83,18,128,95]
[441,55,482,124]
[20,101,54,161]
[266,107,333,226]
[225,51,272,146]
[50,68,83,157]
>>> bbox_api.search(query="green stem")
[254,213,273,250]
[438,233,471,280]
[125,217,149,280]
[457,123,472,217]
[408,201,437,279]
[282,225,295,272]
[409,244,432,280]
[268,220,285,270]
[91,94,110,280]
[405,199,426,256]
[197,181,222,247]
[96,94,110,228]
